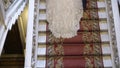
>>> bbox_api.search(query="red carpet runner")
[45,0,104,68]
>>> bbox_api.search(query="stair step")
[0,66,24,68]
[39,14,46,21]
[0,54,24,66]
[37,43,111,56]
[36,56,112,68]
[39,0,46,10]
[38,35,46,43]
[98,9,107,18]
[102,43,111,55]
[36,57,46,68]
[39,3,46,10]
[103,56,113,68]
[38,19,108,32]
[38,23,47,32]
[99,19,108,31]
[37,32,110,43]
[39,11,107,20]
[97,1,106,8]
[101,31,109,42]
[0,54,24,58]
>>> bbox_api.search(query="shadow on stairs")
[0,54,24,68]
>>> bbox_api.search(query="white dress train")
[46,0,83,38]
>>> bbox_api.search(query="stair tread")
[0,54,24,58]
[36,56,112,68]
[37,43,111,55]
[97,1,106,8]
[37,32,110,43]
[39,14,46,20]
[39,10,107,20]
[38,20,108,31]
[39,4,46,10]
[0,54,24,65]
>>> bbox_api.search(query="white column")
[111,0,120,64]
[24,0,35,68]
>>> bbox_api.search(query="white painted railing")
[0,0,27,56]
[6,0,26,29]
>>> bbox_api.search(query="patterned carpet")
[45,0,104,68]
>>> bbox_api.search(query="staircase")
[30,0,118,68]
[0,18,25,68]
[0,0,27,55]
[0,54,24,68]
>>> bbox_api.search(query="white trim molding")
[111,0,120,66]
[105,0,120,67]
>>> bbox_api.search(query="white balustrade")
[0,0,27,55]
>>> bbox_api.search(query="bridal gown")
[46,0,83,38]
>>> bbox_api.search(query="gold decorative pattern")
[47,57,63,68]
[82,32,100,43]
[85,57,94,68]
[48,33,64,44]
[47,57,54,68]
[47,32,64,56]
[84,44,92,54]
[81,20,100,31]
[47,44,64,56]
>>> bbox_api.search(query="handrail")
[24,0,35,68]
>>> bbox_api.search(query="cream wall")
[18,4,28,50]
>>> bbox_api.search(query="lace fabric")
[46,0,83,38]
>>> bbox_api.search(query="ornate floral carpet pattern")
[45,0,104,68]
